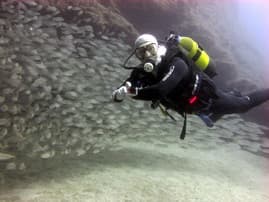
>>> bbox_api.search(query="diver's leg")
[246,89,269,108]
[210,88,269,115]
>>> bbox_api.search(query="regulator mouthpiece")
[144,62,154,72]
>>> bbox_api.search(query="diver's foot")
[208,113,223,123]
[197,113,214,127]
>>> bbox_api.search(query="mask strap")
[121,49,139,70]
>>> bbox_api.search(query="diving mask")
[135,43,158,61]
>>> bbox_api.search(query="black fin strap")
[180,113,187,140]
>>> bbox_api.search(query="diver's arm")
[133,58,189,100]
[112,70,138,102]
[118,70,139,88]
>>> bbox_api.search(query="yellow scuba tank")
[179,37,209,69]
[166,33,217,78]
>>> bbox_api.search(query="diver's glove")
[112,86,127,102]
[112,82,138,102]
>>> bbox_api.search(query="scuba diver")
[112,33,269,139]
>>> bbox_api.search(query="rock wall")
[0,1,173,171]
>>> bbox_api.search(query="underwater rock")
[23,1,38,7]
[40,150,55,159]
[63,91,79,100]
[0,119,11,127]
[75,148,86,156]
[0,152,15,161]
[0,128,8,140]
[18,162,26,170]
[6,162,16,170]
[261,140,269,148]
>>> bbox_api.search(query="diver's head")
[134,34,167,73]
[122,34,166,73]
[134,34,158,63]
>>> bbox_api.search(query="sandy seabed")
[0,133,269,202]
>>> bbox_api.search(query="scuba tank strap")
[151,99,187,140]
[158,103,187,140]
[180,112,187,140]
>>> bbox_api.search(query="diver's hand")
[112,82,138,102]
[112,86,128,102]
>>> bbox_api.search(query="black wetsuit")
[124,56,269,121]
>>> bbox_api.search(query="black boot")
[247,89,269,108]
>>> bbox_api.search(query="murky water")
[0,1,269,201]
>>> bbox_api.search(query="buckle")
[189,95,198,105]
[192,74,200,95]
